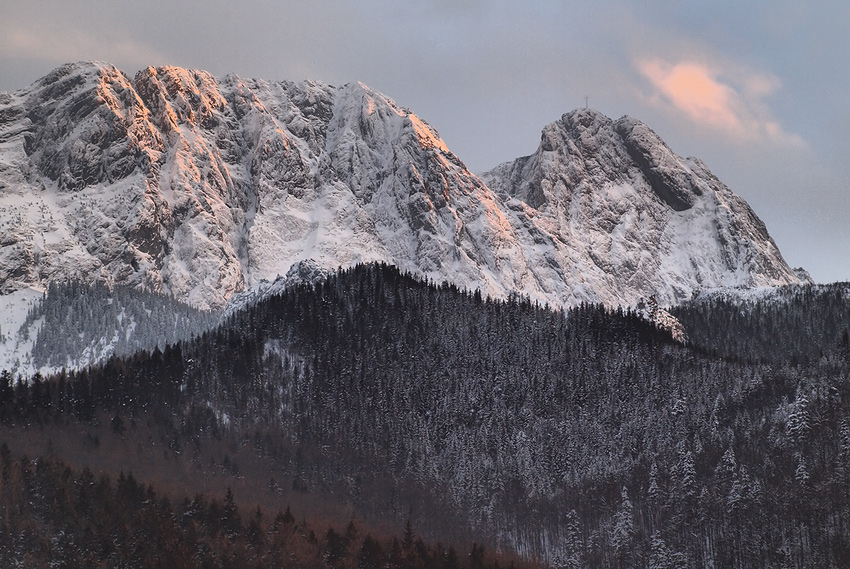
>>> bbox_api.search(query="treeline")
[0,447,530,569]
[671,283,850,364]
[2,263,850,568]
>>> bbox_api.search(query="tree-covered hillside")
[671,283,850,364]
[20,280,218,370]
[2,264,849,568]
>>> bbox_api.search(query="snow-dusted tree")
[648,530,686,569]
[838,418,850,481]
[674,448,698,506]
[552,509,584,569]
[786,390,811,443]
[718,446,736,481]
[794,453,810,485]
[611,486,635,566]
[647,461,663,530]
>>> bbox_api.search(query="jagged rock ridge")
[0,62,804,310]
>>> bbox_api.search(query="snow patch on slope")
[0,288,45,375]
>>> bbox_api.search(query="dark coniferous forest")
[20,280,219,371]
[671,284,850,364]
[2,264,850,568]
[0,447,529,569]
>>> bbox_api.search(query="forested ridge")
[2,263,850,568]
[672,283,850,364]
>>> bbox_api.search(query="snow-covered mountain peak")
[0,63,806,312]
[554,107,612,134]
[326,80,453,169]
[482,107,805,305]
[521,108,706,212]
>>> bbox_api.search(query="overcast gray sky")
[1,0,847,283]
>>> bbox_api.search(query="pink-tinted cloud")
[639,61,741,129]
[638,59,803,147]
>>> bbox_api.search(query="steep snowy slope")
[482,109,804,306]
[0,63,532,309]
[0,62,805,313]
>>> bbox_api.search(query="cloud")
[637,58,803,147]
[639,61,741,129]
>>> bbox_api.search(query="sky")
[1,0,847,283]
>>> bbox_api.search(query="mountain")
[481,110,804,305]
[0,62,805,312]
[23,280,217,372]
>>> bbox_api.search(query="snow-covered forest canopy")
[2,264,849,568]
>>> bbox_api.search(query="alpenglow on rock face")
[0,62,804,309]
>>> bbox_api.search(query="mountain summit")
[0,63,804,309]
[482,108,804,305]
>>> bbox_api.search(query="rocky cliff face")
[482,110,803,305]
[0,62,804,309]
